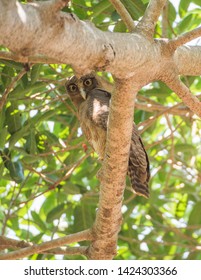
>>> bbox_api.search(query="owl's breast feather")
[78,102,107,160]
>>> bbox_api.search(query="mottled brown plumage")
[65,73,150,198]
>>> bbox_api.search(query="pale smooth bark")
[0,1,201,79]
[0,229,92,260]
[109,0,135,32]
[88,79,138,259]
[0,0,201,260]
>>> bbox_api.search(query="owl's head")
[65,73,99,107]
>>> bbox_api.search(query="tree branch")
[135,99,191,117]
[0,229,92,260]
[0,67,27,111]
[87,79,139,259]
[175,46,201,76]
[0,236,88,256]
[109,0,135,32]
[0,1,201,79]
[165,78,201,118]
[136,0,167,38]
[17,153,89,206]
[0,236,32,249]
[169,26,201,50]
[0,0,201,260]
[45,246,88,256]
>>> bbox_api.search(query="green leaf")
[0,59,22,70]
[74,202,96,231]
[31,64,42,84]
[46,203,66,223]
[192,0,201,6]
[40,193,57,217]
[62,182,81,194]
[1,2,201,261]
[179,0,191,17]
[1,65,15,87]
[72,0,89,19]
[21,73,29,88]
[121,0,146,20]
[22,155,39,164]
[92,0,112,18]
[8,82,47,100]
[0,107,6,130]
[5,103,23,134]
[5,160,24,183]
[175,143,197,156]
[0,126,8,150]
[168,1,176,23]
[188,202,201,226]
[31,211,47,231]
[113,20,127,32]
[7,215,19,231]
[31,233,44,243]
[177,14,193,33]
[175,194,188,218]
[9,124,30,148]
[25,129,37,154]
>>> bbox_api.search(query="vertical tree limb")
[136,0,167,38]
[88,79,139,259]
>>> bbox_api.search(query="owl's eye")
[68,84,78,92]
[84,78,93,87]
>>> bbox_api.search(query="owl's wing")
[86,88,111,131]
[128,124,150,198]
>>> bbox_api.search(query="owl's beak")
[80,88,87,100]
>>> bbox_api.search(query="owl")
[65,73,150,198]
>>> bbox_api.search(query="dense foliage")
[0,0,201,260]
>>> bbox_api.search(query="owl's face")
[65,74,99,107]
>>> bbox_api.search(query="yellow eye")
[68,84,78,92]
[84,78,92,87]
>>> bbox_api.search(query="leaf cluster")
[0,0,201,260]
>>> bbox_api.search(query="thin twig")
[165,78,201,118]
[0,229,92,260]
[169,26,201,50]
[135,100,190,116]
[0,235,88,256]
[162,1,168,38]
[137,100,188,134]
[164,114,175,190]
[109,0,135,32]
[19,153,90,206]
[0,68,27,111]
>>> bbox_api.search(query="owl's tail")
[128,165,149,198]
[127,126,150,199]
